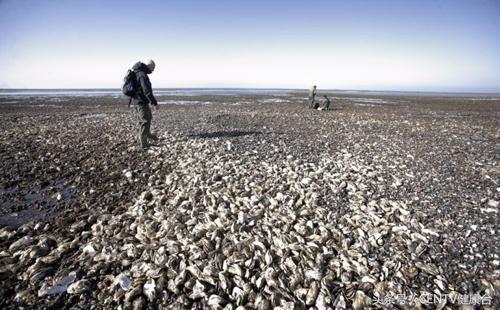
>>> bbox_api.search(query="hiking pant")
[133,104,153,148]
[309,95,316,109]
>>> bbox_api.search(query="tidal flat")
[0,92,499,308]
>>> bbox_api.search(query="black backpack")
[122,69,137,97]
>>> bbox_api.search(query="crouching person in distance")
[323,95,331,110]
[315,96,331,111]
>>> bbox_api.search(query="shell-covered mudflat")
[0,94,499,309]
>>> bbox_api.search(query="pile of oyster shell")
[1,134,498,309]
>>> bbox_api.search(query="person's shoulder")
[135,70,147,78]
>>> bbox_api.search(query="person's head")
[313,85,317,88]
[146,59,156,73]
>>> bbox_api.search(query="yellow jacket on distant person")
[309,86,317,98]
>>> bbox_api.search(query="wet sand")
[0,93,499,308]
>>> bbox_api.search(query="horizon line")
[1,87,500,95]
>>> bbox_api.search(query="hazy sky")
[1,0,499,91]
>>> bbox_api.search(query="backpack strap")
[128,69,134,107]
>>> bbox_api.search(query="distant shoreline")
[1,88,500,97]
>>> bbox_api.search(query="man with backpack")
[124,60,159,149]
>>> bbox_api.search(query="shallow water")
[157,100,211,105]
[0,209,45,228]
[432,113,471,119]
[258,98,289,103]
[0,186,18,196]
[78,113,107,119]
[352,102,377,107]
[0,88,295,97]
[1,88,499,98]
[453,134,486,141]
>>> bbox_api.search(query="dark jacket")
[131,62,157,106]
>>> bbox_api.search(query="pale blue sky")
[0,0,499,91]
